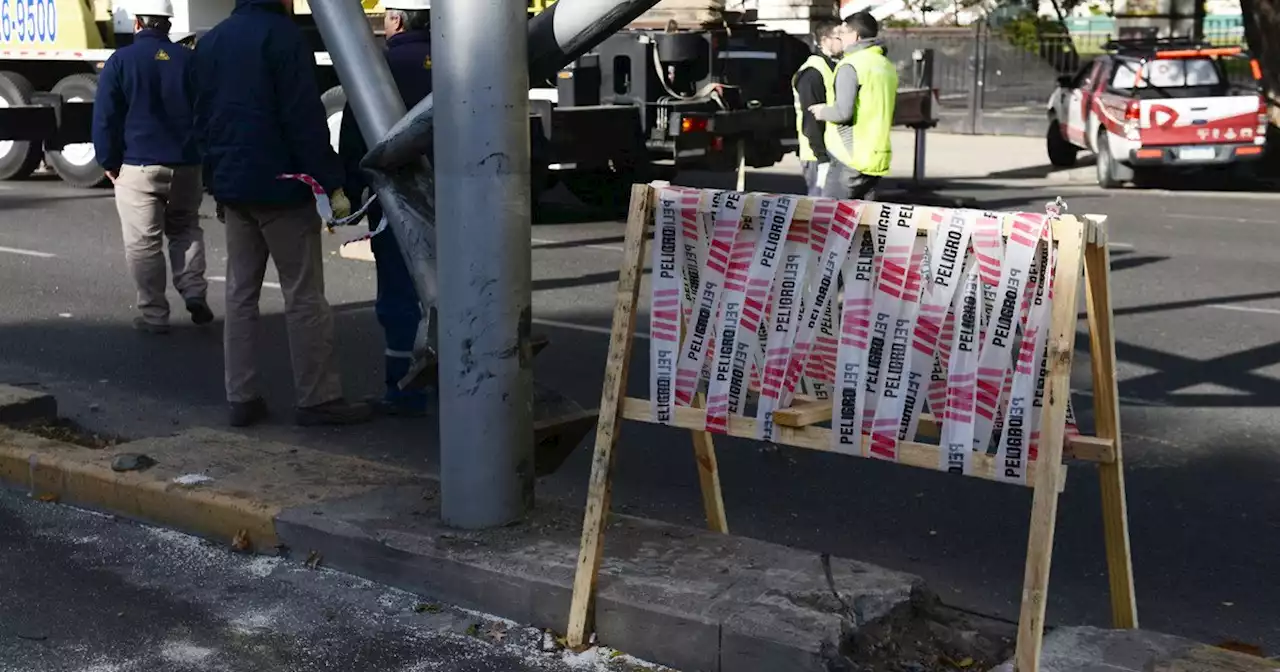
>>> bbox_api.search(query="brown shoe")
[133,317,170,335]
[295,399,373,427]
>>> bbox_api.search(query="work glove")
[330,188,352,221]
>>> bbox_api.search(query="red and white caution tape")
[866,207,925,462]
[650,187,685,424]
[832,227,877,455]
[997,233,1054,484]
[705,201,761,433]
[940,259,983,474]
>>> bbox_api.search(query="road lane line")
[1108,242,1135,250]
[1164,212,1274,224]
[207,275,282,290]
[533,318,650,340]
[531,237,625,253]
[0,246,56,258]
[1207,304,1280,316]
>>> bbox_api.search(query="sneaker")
[229,397,269,427]
[295,399,373,427]
[186,300,215,326]
[133,317,171,335]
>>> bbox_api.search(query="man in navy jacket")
[193,0,369,428]
[338,0,432,416]
[92,0,211,335]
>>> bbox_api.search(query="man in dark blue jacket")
[338,0,432,416]
[92,0,211,335]
[193,0,369,428]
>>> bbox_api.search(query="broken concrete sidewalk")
[994,626,1280,672]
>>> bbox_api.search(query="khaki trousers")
[113,164,207,323]
[222,202,343,408]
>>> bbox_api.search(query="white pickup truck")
[1046,39,1268,188]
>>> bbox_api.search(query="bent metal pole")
[432,0,535,529]
[362,0,665,172]
[308,0,440,386]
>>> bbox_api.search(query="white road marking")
[531,237,625,253]
[0,245,56,258]
[1108,242,1135,250]
[1207,303,1280,316]
[1164,212,1274,224]
[207,275,282,290]
[533,318,650,340]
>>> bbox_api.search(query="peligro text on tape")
[674,190,744,406]
[806,298,839,401]
[998,233,1055,484]
[781,199,861,408]
[833,227,877,455]
[990,223,1048,449]
[677,188,706,327]
[901,208,975,443]
[715,195,796,432]
[705,198,760,433]
[756,202,830,441]
[941,259,982,474]
[859,204,895,431]
[972,213,1048,452]
[866,208,925,462]
[650,187,684,424]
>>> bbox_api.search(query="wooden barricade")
[566,185,1137,671]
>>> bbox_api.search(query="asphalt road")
[1,171,1278,653]
[0,488,663,672]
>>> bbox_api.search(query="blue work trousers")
[371,228,428,410]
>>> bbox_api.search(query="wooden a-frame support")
[566,185,1137,671]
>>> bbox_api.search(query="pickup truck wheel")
[563,164,650,211]
[44,74,107,188]
[1046,119,1078,168]
[1095,131,1132,189]
[0,71,45,181]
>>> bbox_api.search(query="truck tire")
[1046,119,1078,168]
[45,74,107,188]
[322,86,347,153]
[0,71,45,181]
[1094,130,1132,190]
[563,163,651,211]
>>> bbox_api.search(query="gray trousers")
[222,202,343,408]
[113,164,207,324]
[822,162,882,201]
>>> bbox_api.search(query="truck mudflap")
[0,97,93,149]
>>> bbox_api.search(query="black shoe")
[229,397,269,427]
[186,300,214,326]
[295,399,373,427]
[133,317,171,335]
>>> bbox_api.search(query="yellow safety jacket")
[823,45,898,176]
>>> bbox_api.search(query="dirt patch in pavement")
[17,418,127,450]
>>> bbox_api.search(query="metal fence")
[880,25,1249,136]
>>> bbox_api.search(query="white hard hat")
[130,0,175,17]
[382,0,431,9]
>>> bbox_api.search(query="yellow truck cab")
[0,0,382,186]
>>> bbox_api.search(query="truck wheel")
[322,86,347,153]
[563,164,649,211]
[1094,131,1132,190]
[0,71,45,181]
[1046,119,1078,168]
[45,74,107,188]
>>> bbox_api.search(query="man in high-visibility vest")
[792,19,843,196]
[808,11,897,200]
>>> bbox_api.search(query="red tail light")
[1125,101,1141,121]
[680,116,709,134]
[1251,59,1263,81]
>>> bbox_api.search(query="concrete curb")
[991,626,1280,672]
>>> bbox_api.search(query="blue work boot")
[377,354,429,417]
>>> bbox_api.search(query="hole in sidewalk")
[16,417,129,449]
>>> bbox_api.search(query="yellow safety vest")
[823,45,898,177]
[792,54,836,162]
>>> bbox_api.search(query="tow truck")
[1046,37,1268,188]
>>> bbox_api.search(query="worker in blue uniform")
[339,0,434,416]
[92,0,211,334]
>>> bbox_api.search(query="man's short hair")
[138,15,172,32]
[845,11,879,39]
[389,9,430,31]
[811,18,842,44]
